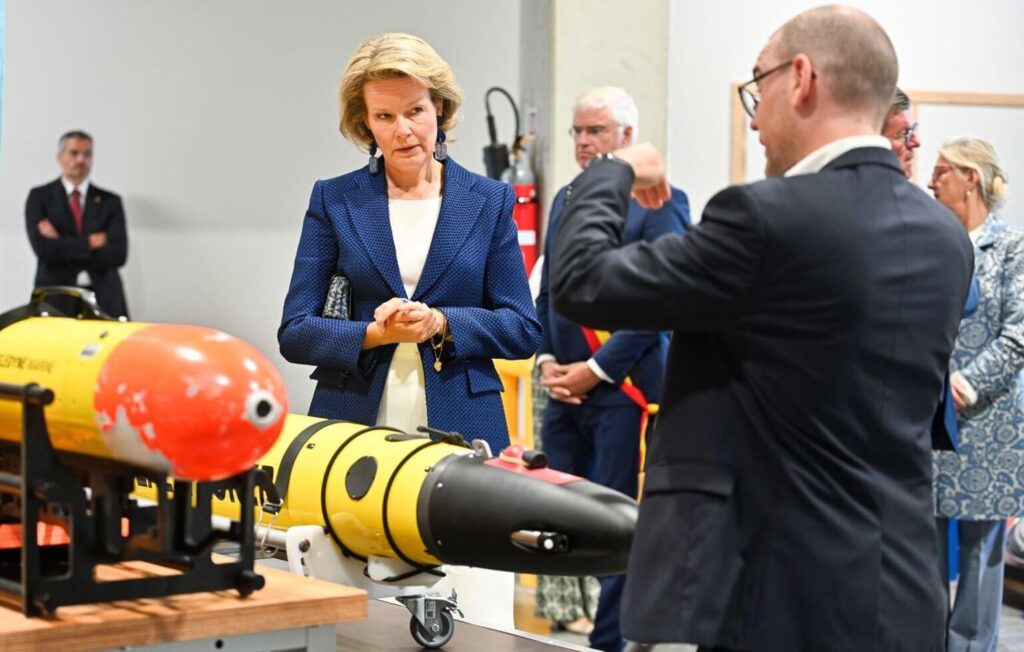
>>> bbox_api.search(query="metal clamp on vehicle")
[511,529,570,554]
[416,425,470,448]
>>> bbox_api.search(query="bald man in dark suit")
[551,7,973,652]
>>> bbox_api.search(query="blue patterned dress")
[935,215,1024,519]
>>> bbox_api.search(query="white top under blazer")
[375,197,442,433]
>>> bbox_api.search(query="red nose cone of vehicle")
[94,324,288,481]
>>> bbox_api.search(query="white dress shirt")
[785,135,891,177]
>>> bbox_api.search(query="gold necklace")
[430,308,447,372]
[431,336,443,372]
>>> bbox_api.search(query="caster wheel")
[409,609,455,649]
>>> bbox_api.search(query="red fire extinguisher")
[502,136,538,275]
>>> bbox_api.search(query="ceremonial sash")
[579,326,659,498]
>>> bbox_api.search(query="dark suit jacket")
[25,179,129,317]
[278,158,541,454]
[934,276,980,451]
[536,183,689,406]
[551,148,973,652]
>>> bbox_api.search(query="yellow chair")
[494,357,540,592]
[494,356,536,451]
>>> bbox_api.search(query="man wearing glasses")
[551,6,973,652]
[882,88,977,455]
[535,85,689,652]
[883,88,921,177]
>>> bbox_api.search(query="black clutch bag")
[323,274,352,320]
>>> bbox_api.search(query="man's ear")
[791,54,816,107]
[621,125,634,147]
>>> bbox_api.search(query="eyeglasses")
[738,60,793,119]
[893,122,918,147]
[568,124,618,139]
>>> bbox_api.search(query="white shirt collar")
[61,177,90,197]
[784,135,892,177]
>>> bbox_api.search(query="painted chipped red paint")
[94,324,288,481]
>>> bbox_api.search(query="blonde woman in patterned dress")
[931,136,1021,652]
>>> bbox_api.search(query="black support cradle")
[0,381,264,616]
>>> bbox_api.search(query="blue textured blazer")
[279,158,541,453]
[536,183,690,406]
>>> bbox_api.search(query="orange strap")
[580,327,657,481]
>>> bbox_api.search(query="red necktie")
[69,188,83,234]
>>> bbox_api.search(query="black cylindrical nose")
[416,454,637,576]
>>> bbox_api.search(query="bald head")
[772,5,898,126]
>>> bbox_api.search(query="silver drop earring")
[433,129,447,162]
[368,141,382,175]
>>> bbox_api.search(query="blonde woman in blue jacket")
[279,33,540,454]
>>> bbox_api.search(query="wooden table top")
[0,561,367,652]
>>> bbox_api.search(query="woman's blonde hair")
[939,136,1010,211]
[338,33,462,150]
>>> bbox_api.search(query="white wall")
[0,0,520,412]
[668,0,1024,221]
[547,0,670,207]
[518,0,672,244]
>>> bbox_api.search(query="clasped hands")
[37,219,107,249]
[540,360,601,405]
[368,298,446,345]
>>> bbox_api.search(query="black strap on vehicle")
[0,304,37,332]
[379,439,446,577]
[261,419,346,514]
[0,302,65,332]
[317,424,401,562]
